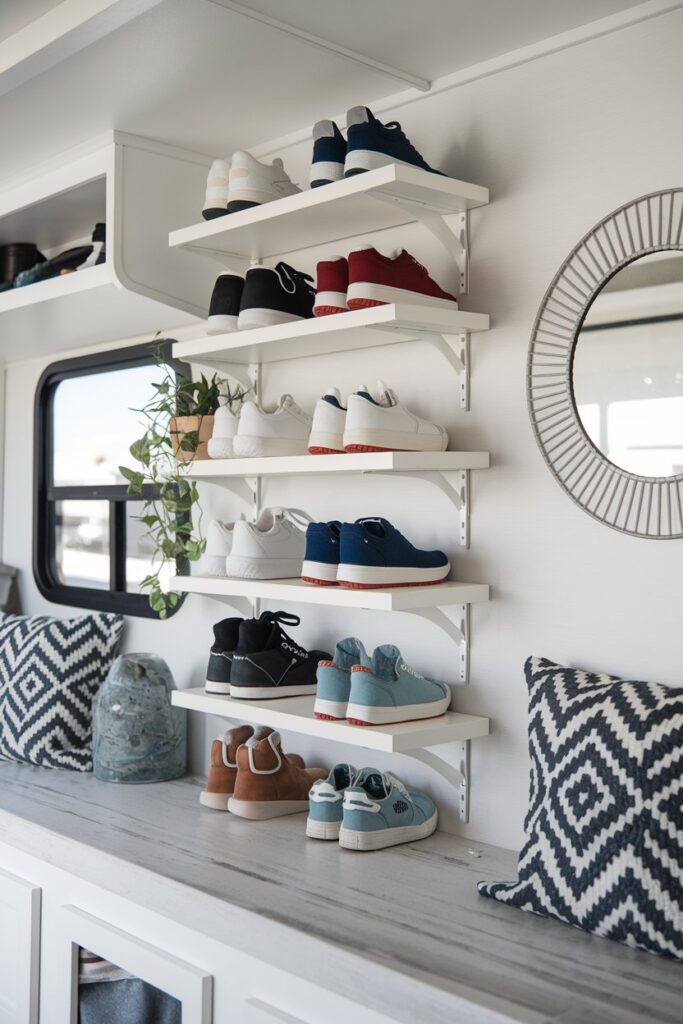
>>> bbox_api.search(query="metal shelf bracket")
[408,604,470,683]
[420,332,470,410]
[371,469,469,546]
[405,740,471,822]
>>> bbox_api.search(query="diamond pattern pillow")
[478,655,683,959]
[0,612,123,771]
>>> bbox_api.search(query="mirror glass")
[573,251,683,477]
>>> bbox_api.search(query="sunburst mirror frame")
[527,188,683,539]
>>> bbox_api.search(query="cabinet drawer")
[0,868,40,1024]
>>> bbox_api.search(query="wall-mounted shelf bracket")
[405,741,471,822]
[421,332,470,409]
[370,469,469,546]
[408,604,470,683]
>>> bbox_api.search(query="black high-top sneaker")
[237,262,315,330]
[230,611,331,700]
[206,617,243,694]
[208,273,244,334]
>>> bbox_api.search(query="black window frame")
[33,341,187,618]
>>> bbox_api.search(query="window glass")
[52,364,161,486]
[55,500,110,590]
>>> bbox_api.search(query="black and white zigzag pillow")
[479,655,683,959]
[0,612,123,771]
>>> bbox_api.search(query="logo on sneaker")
[280,640,305,658]
[399,661,424,679]
[393,799,409,814]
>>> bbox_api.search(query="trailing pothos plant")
[120,346,248,617]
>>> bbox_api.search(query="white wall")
[3,9,683,849]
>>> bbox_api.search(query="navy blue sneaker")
[337,517,449,589]
[302,521,342,585]
[310,120,346,188]
[345,106,445,178]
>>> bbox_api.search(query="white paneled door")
[0,868,41,1024]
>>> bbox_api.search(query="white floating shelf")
[169,575,489,610]
[173,302,489,369]
[169,163,489,263]
[186,450,490,479]
[172,688,490,752]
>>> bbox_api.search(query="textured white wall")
[3,9,683,849]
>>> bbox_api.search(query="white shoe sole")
[207,314,239,334]
[205,679,231,695]
[346,282,458,311]
[225,555,303,579]
[342,428,446,452]
[228,185,299,207]
[337,562,449,587]
[307,430,345,453]
[228,798,309,820]
[301,559,339,584]
[232,435,309,458]
[200,554,229,576]
[229,682,317,700]
[207,437,235,459]
[237,308,308,330]
[314,290,348,312]
[313,697,348,719]
[344,150,420,175]
[199,791,230,810]
[310,161,345,185]
[345,696,450,725]
[306,817,342,840]
[339,810,438,850]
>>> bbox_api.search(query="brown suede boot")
[200,726,305,810]
[228,731,327,819]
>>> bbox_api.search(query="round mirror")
[573,251,683,478]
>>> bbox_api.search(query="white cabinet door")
[56,905,212,1024]
[0,868,41,1024]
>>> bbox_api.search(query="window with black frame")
[34,342,184,617]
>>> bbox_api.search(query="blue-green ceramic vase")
[93,653,186,783]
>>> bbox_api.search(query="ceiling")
[0,0,59,43]
[0,0,666,184]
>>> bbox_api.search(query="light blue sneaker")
[339,769,438,851]
[346,644,450,726]
[306,763,357,840]
[314,637,370,720]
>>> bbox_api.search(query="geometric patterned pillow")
[478,655,683,960]
[0,612,123,771]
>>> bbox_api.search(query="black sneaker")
[206,617,243,694]
[230,611,331,700]
[237,262,314,330]
[208,273,244,334]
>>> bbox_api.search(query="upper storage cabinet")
[0,131,215,359]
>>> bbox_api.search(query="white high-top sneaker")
[233,395,312,458]
[201,520,238,576]
[343,380,448,453]
[225,508,312,579]
[208,404,241,459]
[227,152,301,213]
[203,159,231,220]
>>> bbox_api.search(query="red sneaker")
[314,255,348,316]
[347,247,458,311]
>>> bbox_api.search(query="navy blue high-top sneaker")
[345,106,445,177]
[309,120,346,188]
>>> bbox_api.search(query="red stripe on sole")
[308,446,346,455]
[314,712,344,721]
[346,711,448,727]
[347,297,387,310]
[301,576,339,586]
[343,444,408,453]
[314,305,347,316]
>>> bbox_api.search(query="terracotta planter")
[170,415,214,462]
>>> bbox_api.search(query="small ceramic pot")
[170,414,214,461]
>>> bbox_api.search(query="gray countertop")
[0,763,680,1024]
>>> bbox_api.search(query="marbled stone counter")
[0,763,680,1024]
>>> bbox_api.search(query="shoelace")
[271,507,314,532]
[276,261,315,296]
[259,610,301,628]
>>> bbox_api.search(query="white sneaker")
[208,405,240,459]
[227,152,300,213]
[201,520,237,576]
[307,384,367,454]
[343,380,448,452]
[233,395,312,458]
[203,158,230,220]
[225,508,311,579]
